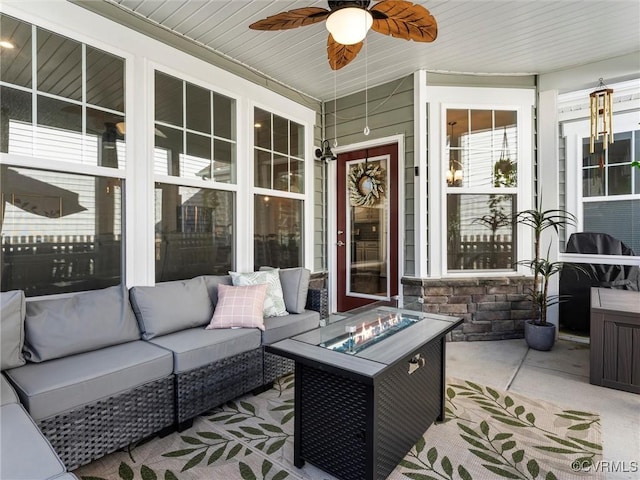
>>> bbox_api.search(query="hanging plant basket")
[348,162,385,207]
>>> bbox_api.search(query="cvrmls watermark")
[571,459,639,473]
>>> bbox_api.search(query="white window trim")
[424,85,535,278]
[2,1,317,291]
[561,111,640,264]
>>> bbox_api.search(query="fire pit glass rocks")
[322,312,420,355]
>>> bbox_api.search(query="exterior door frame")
[328,134,405,314]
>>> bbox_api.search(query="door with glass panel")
[336,144,399,312]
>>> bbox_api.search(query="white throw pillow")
[229,269,289,318]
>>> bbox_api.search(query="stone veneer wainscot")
[402,276,534,341]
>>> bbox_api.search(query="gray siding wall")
[324,75,416,276]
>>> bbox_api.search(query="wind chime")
[589,78,614,153]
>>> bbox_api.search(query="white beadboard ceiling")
[87,0,639,101]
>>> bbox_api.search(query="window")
[253,108,305,269]
[0,14,126,295]
[581,130,640,253]
[445,109,518,271]
[154,71,237,281]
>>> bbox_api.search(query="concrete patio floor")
[446,338,640,480]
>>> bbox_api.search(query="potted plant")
[515,199,585,350]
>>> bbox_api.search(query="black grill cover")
[559,232,640,333]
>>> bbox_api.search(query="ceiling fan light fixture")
[326,7,372,45]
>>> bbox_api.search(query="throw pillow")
[206,283,268,331]
[230,269,288,317]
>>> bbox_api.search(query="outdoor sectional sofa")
[0,268,326,478]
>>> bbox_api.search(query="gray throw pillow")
[200,275,233,307]
[23,285,140,363]
[130,276,213,340]
[260,267,310,314]
[1,290,26,370]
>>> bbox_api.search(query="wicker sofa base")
[175,347,264,424]
[263,349,296,385]
[37,376,175,471]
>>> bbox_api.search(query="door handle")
[336,241,345,247]
[337,230,344,235]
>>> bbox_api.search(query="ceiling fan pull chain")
[333,67,338,148]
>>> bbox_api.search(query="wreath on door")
[348,162,385,207]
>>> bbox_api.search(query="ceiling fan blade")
[327,34,363,70]
[371,0,438,42]
[249,8,330,30]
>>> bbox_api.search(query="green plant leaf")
[403,473,439,480]
[525,412,536,424]
[460,435,490,451]
[119,463,134,480]
[262,460,273,477]
[466,381,483,392]
[512,449,524,463]
[399,460,424,470]
[227,443,243,459]
[568,423,591,430]
[544,435,584,450]
[486,387,500,400]
[480,421,490,436]
[545,472,558,480]
[514,406,525,416]
[240,402,256,415]
[492,417,529,428]
[271,405,292,411]
[482,464,521,479]
[534,446,582,454]
[197,431,225,440]
[458,423,482,439]
[266,439,286,454]
[493,433,513,441]
[563,410,598,417]
[458,465,473,480]
[181,436,204,445]
[210,414,233,421]
[555,414,588,421]
[501,441,516,451]
[415,435,426,454]
[504,396,514,408]
[260,423,284,433]
[240,426,264,436]
[207,446,227,465]
[272,471,290,480]
[141,465,157,480]
[164,471,179,480]
[427,446,438,465]
[181,451,206,471]
[441,456,453,476]
[228,430,244,438]
[469,449,503,464]
[527,459,540,478]
[239,462,257,480]
[162,448,199,458]
[226,417,247,424]
[567,436,602,450]
[447,387,456,399]
[281,411,294,425]
[480,406,510,417]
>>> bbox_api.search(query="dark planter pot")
[524,320,556,351]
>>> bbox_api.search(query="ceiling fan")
[249,1,437,70]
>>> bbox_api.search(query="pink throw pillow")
[206,283,267,331]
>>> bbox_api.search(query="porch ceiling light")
[326,7,373,45]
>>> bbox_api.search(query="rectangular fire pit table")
[265,306,462,480]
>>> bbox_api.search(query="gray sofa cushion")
[1,374,19,406]
[262,310,320,345]
[130,277,213,340]
[5,340,173,421]
[22,285,140,363]
[0,290,26,370]
[200,275,232,307]
[0,403,66,480]
[149,327,261,374]
[260,267,310,314]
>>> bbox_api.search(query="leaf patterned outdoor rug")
[75,376,602,480]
